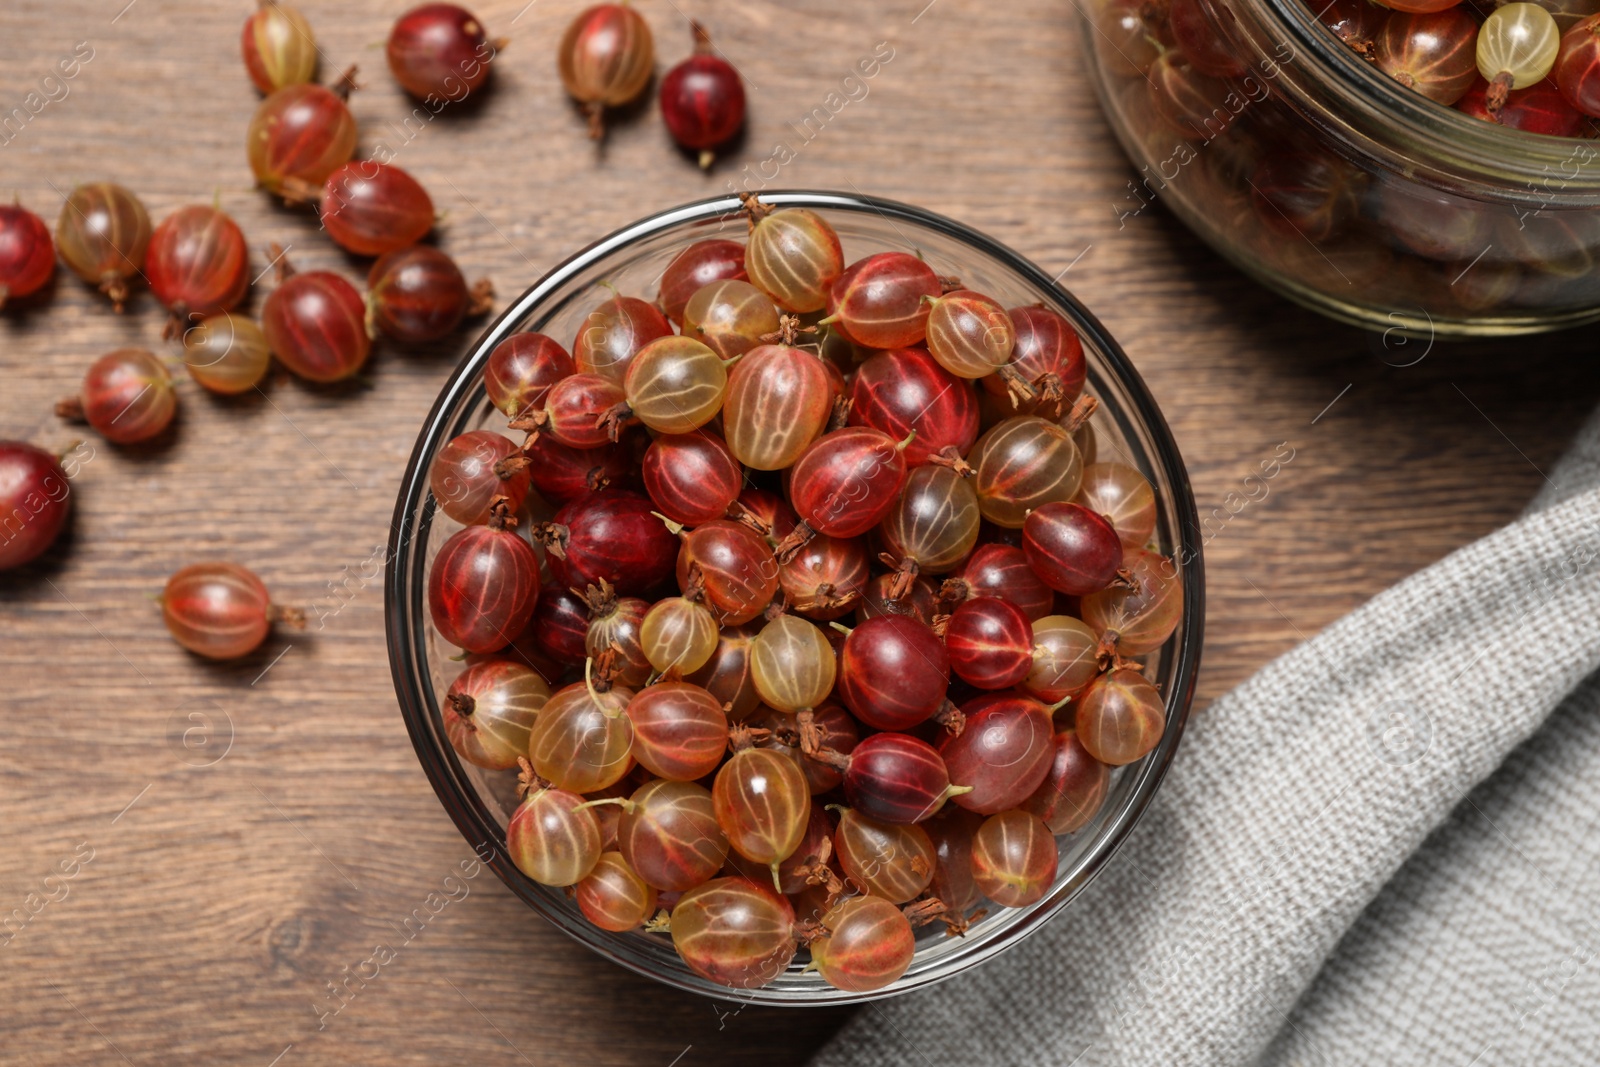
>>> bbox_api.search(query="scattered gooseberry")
[161,562,303,660]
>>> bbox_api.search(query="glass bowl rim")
[384,189,1207,1006]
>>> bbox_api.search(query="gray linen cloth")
[814,409,1600,1067]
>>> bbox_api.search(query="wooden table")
[4,2,1597,1064]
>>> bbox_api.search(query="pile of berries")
[426,194,1184,992]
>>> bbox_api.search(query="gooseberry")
[56,182,151,311]
[428,429,530,525]
[1023,502,1124,595]
[778,532,870,621]
[387,4,497,101]
[878,464,982,596]
[527,662,635,792]
[0,203,55,308]
[670,876,798,988]
[484,333,575,418]
[683,278,779,360]
[741,195,845,313]
[816,732,970,825]
[626,681,728,780]
[443,659,550,769]
[241,1,319,93]
[319,161,435,256]
[507,766,603,886]
[848,346,980,467]
[161,562,303,660]
[670,517,780,625]
[658,239,748,325]
[749,614,837,714]
[367,245,490,344]
[944,541,1055,621]
[536,490,678,596]
[925,289,1015,380]
[723,335,834,471]
[247,81,358,198]
[938,694,1055,814]
[971,809,1057,907]
[180,313,272,395]
[57,349,177,445]
[1076,667,1166,765]
[1478,2,1561,111]
[944,597,1034,690]
[834,809,935,903]
[573,293,673,383]
[559,4,656,138]
[968,416,1084,528]
[1080,547,1183,655]
[660,23,747,168]
[714,732,812,886]
[261,261,371,383]
[427,497,541,652]
[0,442,70,571]
[823,252,942,349]
[1074,462,1157,548]
[576,851,657,931]
[835,615,954,732]
[810,896,916,992]
[617,778,730,891]
[1021,729,1110,833]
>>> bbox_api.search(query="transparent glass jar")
[1083,0,1600,336]
[386,192,1205,1004]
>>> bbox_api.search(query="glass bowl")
[385,191,1205,1005]
[1082,0,1600,337]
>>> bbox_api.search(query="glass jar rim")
[1256,0,1600,198]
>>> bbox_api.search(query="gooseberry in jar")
[1081,548,1183,655]
[427,498,541,652]
[986,305,1086,418]
[261,266,371,382]
[527,665,634,792]
[582,583,652,686]
[749,614,837,714]
[836,615,952,731]
[484,333,574,418]
[1375,8,1480,103]
[658,239,748,325]
[428,430,530,526]
[320,161,435,256]
[523,435,634,506]
[714,736,812,884]
[672,518,780,625]
[945,597,1033,689]
[241,1,318,93]
[573,293,673,384]
[878,465,982,595]
[925,289,1016,380]
[1075,462,1156,548]
[1478,3,1562,110]
[1021,729,1110,833]
[528,582,591,667]
[387,4,496,100]
[784,427,913,546]
[642,430,742,528]
[1025,615,1101,703]
[946,542,1055,620]
[938,694,1055,814]
[507,775,602,886]
[618,336,728,435]
[858,572,939,626]
[750,703,858,793]
[576,851,656,931]
[1250,151,1364,242]
[1077,667,1165,765]
[0,443,69,571]
[968,416,1084,528]
[0,203,55,308]
[822,252,941,349]
[1317,0,1385,49]
[848,346,979,468]
[539,491,679,596]
[512,372,628,449]
[671,876,797,988]
[779,533,870,621]
[660,23,747,168]
[146,205,249,332]
[971,809,1057,907]
[1023,502,1124,595]
[1148,52,1236,141]
[811,896,915,993]
[161,562,301,659]
[1460,74,1589,131]
[639,586,720,678]
[689,623,763,718]
[368,246,487,344]
[617,778,729,891]
[924,805,983,912]
[834,809,935,903]
[443,660,549,769]
[683,278,779,361]
[58,349,176,445]
[559,3,655,138]
[247,83,357,198]
[742,197,844,313]
[627,681,728,780]
[819,732,970,824]
[722,339,834,471]
[180,313,271,395]
[1556,14,1600,116]
[56,182,150,311]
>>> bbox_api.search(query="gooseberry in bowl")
[387,192,1201,1004]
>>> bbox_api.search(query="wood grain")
[2,2,1598,1065]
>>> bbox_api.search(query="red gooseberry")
[428,430,530,526]
[627,681,728,781]
[823,252,942,349]
[971,809,1058,907]
[1080,547,1183,655]
[387,4,498,101]
[658,239,748,325]
[616,778,730,891]
[573,292,674,384]
[180,313,272,396]
[938,694,1055,814]
[146,205,251,335]
[261,260,371,382]
[671,518,780,626]
[522,434,635,507]
[810,896,916,992]
[1557,14,1600,117]
[944,596,1034,690]
[161,562,304,660]
[834,809,935,903]
[816,731,972,824]
[57,349,177,445]
[714,733,812,886]
[427,497,541,652]
[660,23,747,168]
[671,876,798,988]
[986,305,1086,419]
[779,533,871,621]
[576,851,657,931]
[944,542,1056,621]
[510,372,628,449]
[535,490,679,597]
[848,347,980,468]
[0,442,71,570]
[0,203,55,308]
[1022,501,1125,596]
[367,245,491,343]
[642,430,743,527]
[319,161,435,256]
[1020,729,1111,834]
[741,195,845,313]
[781,427,913,552]
[443,659,550,770]
[483,333,575,418]
[1075,462,1157,549]
[723,335,835,471]
[836,615,954,732]
[247,81,358,199]
[507,768,603,887]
